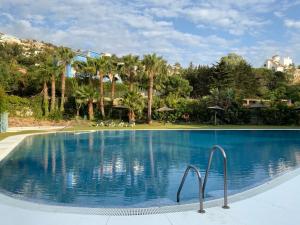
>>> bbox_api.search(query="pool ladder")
[176,145,229,213]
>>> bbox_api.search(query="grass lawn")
[0,130,45,141]
[1,122,300,141]
[62,121,300,131]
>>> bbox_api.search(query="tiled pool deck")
[1,132,300,225]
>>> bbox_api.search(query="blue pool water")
[0,130,300,207]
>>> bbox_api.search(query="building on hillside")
[0,33,21,44]
[0,33,52,57]
[264,55,293,72]
[292,69,300,84]
[243,98,292,107]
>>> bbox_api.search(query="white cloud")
[182,3,269,35]
[0,0,299,66]
[284,19,300,29]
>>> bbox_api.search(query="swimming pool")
[0,130,300,208]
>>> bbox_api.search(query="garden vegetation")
[1,41,300,125]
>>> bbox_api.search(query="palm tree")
[142,54,167,124]
[73,56,112,119]
[37,53,58,117]
[122,91,145,123]
[94,57,111,118]
[50,54,62,112]
[70,79,83,118]
[107,55,120,102]
[122,54,140,91]
[58,47,75,112]
[75,85,98,120]
[72,59,95,85]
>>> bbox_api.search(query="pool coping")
[1,130,300,216]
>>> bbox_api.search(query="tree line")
[1,42,300,125]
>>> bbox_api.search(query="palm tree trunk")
[128,110,135,123]
[111,75,115,102]
[129,74,134,91]
[76,103,81,117]
[51,74,56,112]
[60,66,66,112]
[88,100,94,120]
[98,71,105,118]
[147,73,153,124]
[129,82,133,92]
[43,81,49,117]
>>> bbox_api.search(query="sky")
[0,0,300,67]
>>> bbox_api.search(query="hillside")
[0,32,56,51]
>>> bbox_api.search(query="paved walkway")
[1,133,300,225]
[7,126,65,132]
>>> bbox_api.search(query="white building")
[264,55,293,72]
[0,33,21,44]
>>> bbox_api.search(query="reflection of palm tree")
[149,131,155,177]
[88,133,94,151]
[51,140,56,175]
[100,131,105,177]
[60,136,66,192]
[43,136,49,172]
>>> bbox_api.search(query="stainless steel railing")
[203,145,229,209]
[177,145,229,213]
[176,165,205,213]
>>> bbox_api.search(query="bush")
[6,95,43,118]
[152,95,210,123]
[48,109,63,121]
[259,105,299,125]
[0,86,7,113]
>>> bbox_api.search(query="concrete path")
[7,126,65,132]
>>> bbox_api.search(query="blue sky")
[0,0,300,67]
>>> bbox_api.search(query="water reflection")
[0,130,300,207]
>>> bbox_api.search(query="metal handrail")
[203,145,229,209]
[176,165,205,213]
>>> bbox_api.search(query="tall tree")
[107,55,122,102]
[142,54,167,124]
[37,54,56,117]
[95,56,111,118]
[73,56,113,118]
[122,54,140,91]
[58,47,74,112]
[122,91,145,123]
[183,65,213,98]
[210,61,232,92]
[73,58,96,85]
[75,85,98,120]
[50,53,62,112]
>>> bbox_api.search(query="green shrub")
[6,95,43,118]
[259,105,299,125]
[0,86,7,113]
[48,109,62,121]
